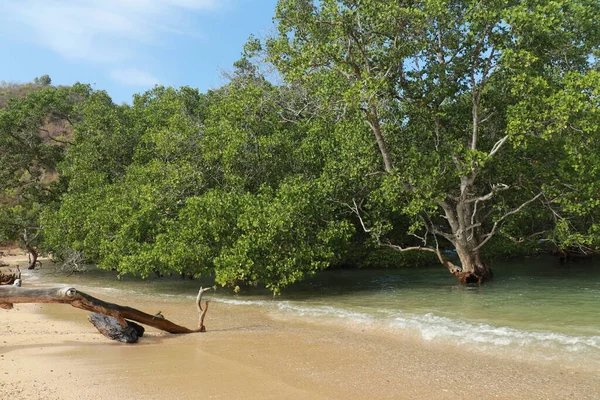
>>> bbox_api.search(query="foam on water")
[216,297,600,365]
[387,311,600,358]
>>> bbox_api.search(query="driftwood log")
[88,313,146,343]
[0,286,211,343]
[0,266,21,285]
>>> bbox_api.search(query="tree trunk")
[438,197,494,285]
[27,247,38,270]
[452,242,493,284]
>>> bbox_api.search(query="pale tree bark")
[26,247,38,270]
[23,228,40,270]
[349,183,543,284]
[434,190,543,284]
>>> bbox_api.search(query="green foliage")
[154,180,352,293]
[6,1,600,290]
[479,237,544,261]
[34,75,52,86]
[267,0,600,263]
[45,76,355,291]
[0,83,89,250]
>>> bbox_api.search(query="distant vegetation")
[1,0,599,291]
[0,77,85,268]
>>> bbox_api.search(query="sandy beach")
[1,252,599,400]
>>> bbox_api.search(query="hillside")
[0,76,74,144]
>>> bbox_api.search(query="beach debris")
[0,266,21,285]
[88,313,145,343]
[153,311,165,320]
[0,286,211,343]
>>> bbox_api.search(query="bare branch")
[466,183,510,204]
[507,230,551,243]
[457,223,482,236]
[434,116,441,151]
[348,29,372,74]
[411,232,427,246]
[327,65,355,80]
[196,287,211,332]
[426,213,455,242]
[489,135,509,158]
[474,192,544,251]
[345,198,451,258]
[365,171,385,177]
[382,242,438,254]
[541,193,565,222]
[343,198,372,234]
[478,111,496,125]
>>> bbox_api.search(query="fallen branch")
[0,286,211,341]
[0,266,21,285]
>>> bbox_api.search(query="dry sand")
[1,251,599,400]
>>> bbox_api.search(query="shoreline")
[1,252,599,399]
[1,290,599,399]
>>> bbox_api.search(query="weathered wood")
[0,266,21,285]
[88,313,145,343]
[196,287,211,332]
[0,286,211,335]
[26,247,39,270]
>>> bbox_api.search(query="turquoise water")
[28,255,600,367]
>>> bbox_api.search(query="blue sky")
[0,0,279,103]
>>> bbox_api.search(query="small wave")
[216,298,274,307]
[389,312,600,356]
[216,297,600,364]
[276,302,376,325]
[20,270,41,282]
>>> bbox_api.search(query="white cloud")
[0,0,222,84]
[110,68,160,87]
[3,0,221,62]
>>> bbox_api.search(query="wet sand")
[1,253,599,399]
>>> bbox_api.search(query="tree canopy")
[266,0,600,283]
[2,1,599,290]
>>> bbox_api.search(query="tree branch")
[488,135,509,158]
[466,183,509,204]
[346,198,372,234]
[473,192,544,251]
[381,242,438,254]
[39,128,74,145]
[195,287,211,332]
[362,105,394,173]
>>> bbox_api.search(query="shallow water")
[27,255,600,368]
